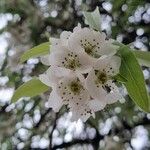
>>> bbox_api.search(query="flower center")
[84,45,93,55]
[80,40,100,58]
[95,70,107,84]
[62,52,81,70]
[66,57,81,70]
[69,80,82,94]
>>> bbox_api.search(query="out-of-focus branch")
[51,116,150,150]
[49,113,59,150]
[51,138,98,150]
[0,103,9,113]
[51,128,104,150]
[34,108,52,128]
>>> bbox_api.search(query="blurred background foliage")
[0,0,150,150]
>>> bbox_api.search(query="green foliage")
[20,42,50,63]
[12,78,49,102]
[114,74,127,83]
[113,41,150,67]
[134,51,150,67]
[83,7,101,32]
[119,46,150,112]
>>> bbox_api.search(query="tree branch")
[49,113,59,150]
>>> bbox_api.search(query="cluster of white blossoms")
[39,25,123,122]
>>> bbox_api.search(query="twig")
[49,113,59,150]
[34,108,52,128]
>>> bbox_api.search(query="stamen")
[69,80,83,94]
[81,40,100,58]
[95,70,108,85]
[64,53,81,70]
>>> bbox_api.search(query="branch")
[34,108,52,128]
[49,113,59,150]
[51,138,93,150]
[51,116,150,150]
[52,131,103,150]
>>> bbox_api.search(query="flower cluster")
[39,25,123,122]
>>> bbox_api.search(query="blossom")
[39,25,123,121]
[39,66,71,87]
[40,26,82,66]
[68,27,118,59]
[57,74,96,121]
[51,24,81,49]
[49,46,93,74]
[40,71,95,122]
[85,55,123,107]
[40,30,72,66]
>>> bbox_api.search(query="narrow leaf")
[83,7,101,31]
[113,41,150,67]
[119,46,150,112]
[12,78,49,102]
[133,51,150,67]
[114,74,127,83]
[20,42,50,63]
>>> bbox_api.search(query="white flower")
[50,24,81,52]
[47,87,63,112]
[40,30,72,66]
[40,55,50,66]
[85,55,123,107]
[55,74,95,122]
[50,31,72,51]
[68,27,118,59]
[49,46,93,74]
[38,25,123,121]
[40,24,83,66]
[39,66,71,87]
[39,71,95,122]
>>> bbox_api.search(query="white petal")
[56,75,90,104]
[75,72,86,84]
[56,75,94,121]
[73,23,81,32]
[50,38,62,52]
[69,102,95,122]
[49,46,67,66]
[39,66,71,87]
[88,99,106,112]
[69,28,94,53]
[60,31,72,45]
[50,37,60,46]
[60,31,72,40]
[49,48,93,73]
[94,56,121,76]
[104,56,121,76]
[39,73,51,87]
[100,41,117,56]
[69,27,112,58]
[86,69,123,104]
[76,51,94,73]
[40,55,50,66]
[85,70,106,99]
[104,80,123,104]
[52,67,72,78]
[48,89,63,112]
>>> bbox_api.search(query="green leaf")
[83,7,101,31]
[20,42,50,63]
[12,78,49,102]
[114,74,127,83]
[133,51,150,67]
[113,41,150,68]
[119,46,150,112]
